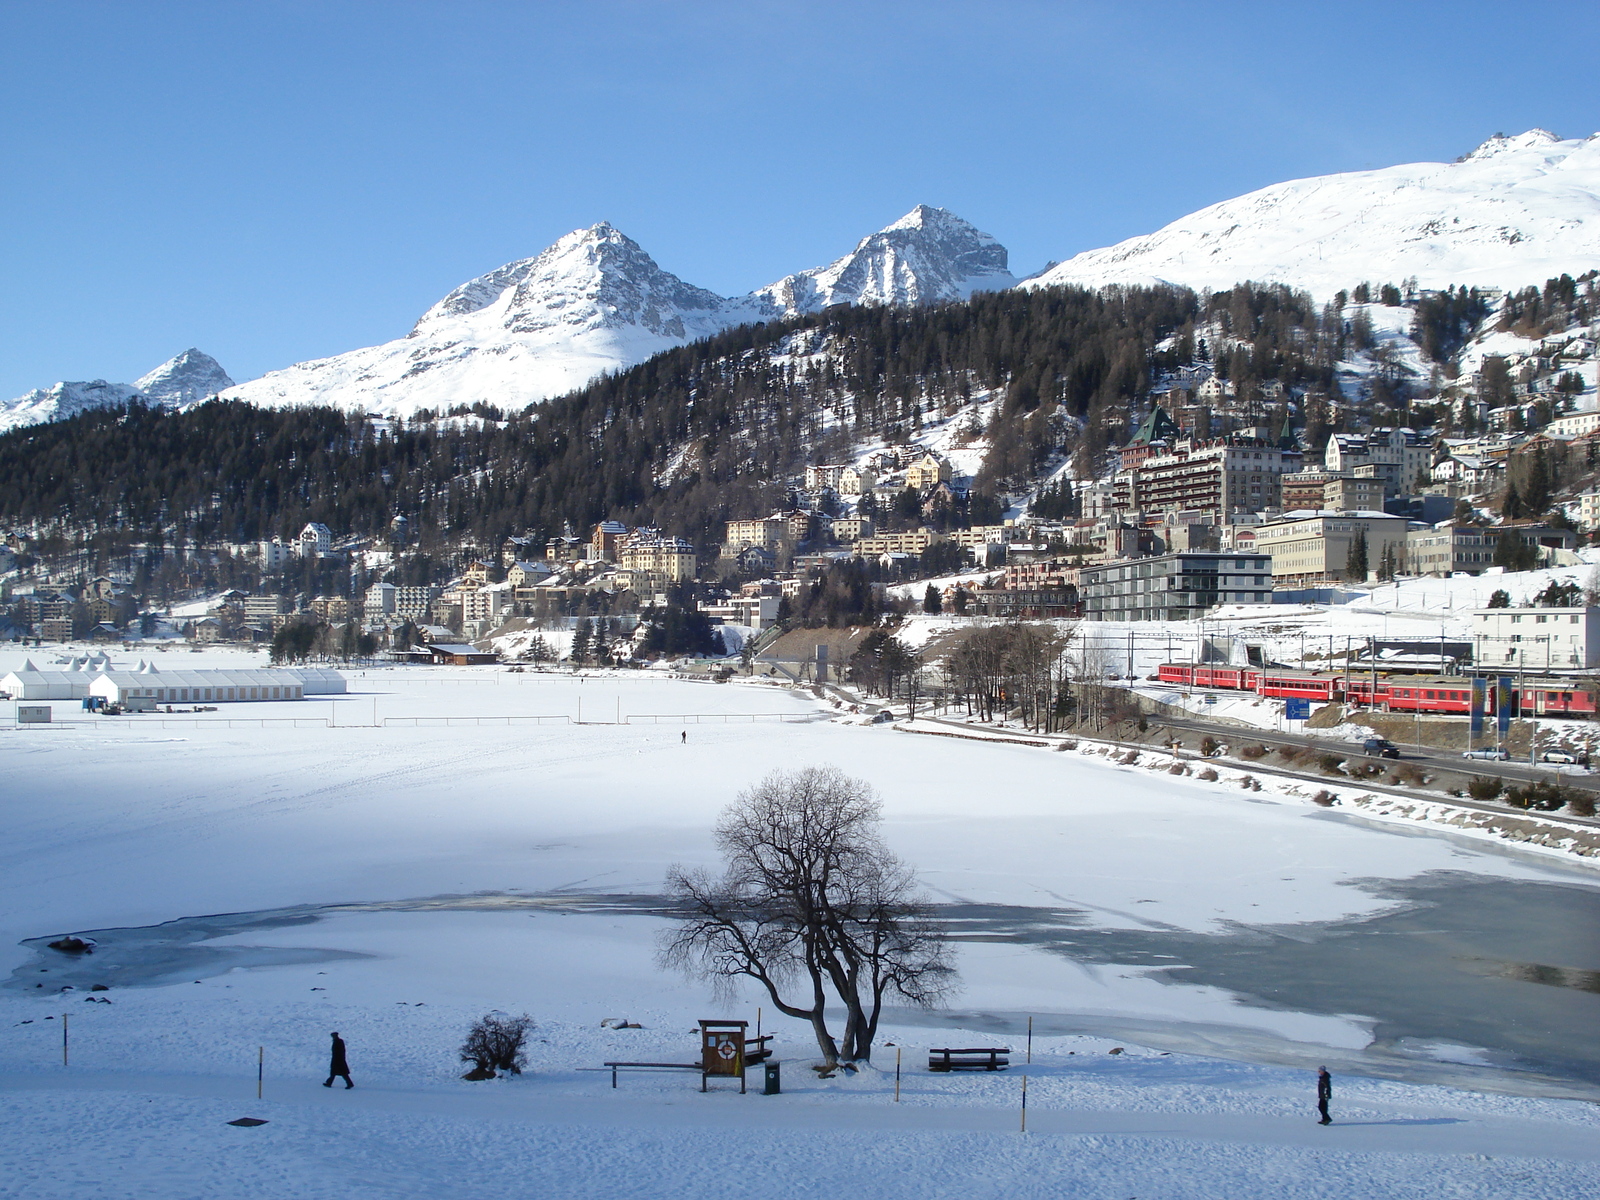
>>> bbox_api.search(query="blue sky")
[1,0,1596,398]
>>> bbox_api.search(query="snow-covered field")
[4,647,1600,1197]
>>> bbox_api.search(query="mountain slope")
[1030,130,1600,297]
[220,208,1011,418]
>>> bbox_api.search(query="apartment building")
[1252,511,1409,585]
[1112,437,1300,517]
[1471,606,1600,671]
[1079,552,1273,621]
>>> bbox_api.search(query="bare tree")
[659,766,954,1066]
[460,1012,534,1078]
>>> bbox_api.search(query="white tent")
[2,663,95,699]
[90,668,304,706]
[292,667,348,695]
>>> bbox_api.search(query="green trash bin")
[763,1061,781,1095]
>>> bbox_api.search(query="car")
[1461,747,1510,761]
[1362,737,1400,759]
[1540,750,1579,765]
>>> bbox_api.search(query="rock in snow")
[1028,129,1600,298]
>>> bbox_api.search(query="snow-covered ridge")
[216,207,1012,419]
[1029,129,1600,298]
[0,349,234,435]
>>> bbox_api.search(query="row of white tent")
[1,661,347,702]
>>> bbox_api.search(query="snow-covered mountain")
[220,208,1012,418]
[134,348,233,406]
[0,348,234,435]
[752,205,1015,315]
[0,380,147,434]
[1030,130,1600,298]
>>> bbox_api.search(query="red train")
[1154,664,1599,718]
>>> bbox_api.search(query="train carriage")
[1256,672,1340,702]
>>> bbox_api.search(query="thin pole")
[895,1046,901,1102]
[258,1046,264,1099]
[62,1013,68,1066]
[1027,1015,1033,1064]
[1020,1073,1028,1132]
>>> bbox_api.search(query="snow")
[4,647,1600,1196]
[1030,130,1600,298]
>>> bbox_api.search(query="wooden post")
[62,1013,68,1067]
[895,1046,901,1102]
[1027,1015,1033,1064]
[1020,1074,1028,1132]
[258,1046,264,1099]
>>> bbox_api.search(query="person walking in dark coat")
[324,1031,353,1089]
[1316,1066,1332,1124]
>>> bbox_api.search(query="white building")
[259,538,296,569]
[1324,429,1432,492]
[364,582,397,618]
[299,523,334,558]
[699,595,781,631]
[89,667,308,706]
[1471,606,1600,671]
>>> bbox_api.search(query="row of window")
[123,685,299,701]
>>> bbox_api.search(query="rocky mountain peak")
[134,349,234,406]
[752,205,1016,316]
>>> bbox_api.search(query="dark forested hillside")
[0,280,1377,576]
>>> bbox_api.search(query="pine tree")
[923,584,942,614]
[1345,530,1369,581]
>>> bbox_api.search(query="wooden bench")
[743,1035,774,1064]
[928,1047,1010,1072]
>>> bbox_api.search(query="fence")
[625,713,804,724]
[380,715,572,727]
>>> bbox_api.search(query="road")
[1146,711,1600,797]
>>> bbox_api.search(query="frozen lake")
[5,651,1599,1099]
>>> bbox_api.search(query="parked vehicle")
[1461,747,1510,761]
[1362,737,1400,759]
[1540,750,1579,765]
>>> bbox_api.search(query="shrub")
[1276,746,1298,761]
[1316,754,1346,776]
[1240,744,1267,760]
[1167,763,1187,775]
[1239,775,1261,792]
[1391,763,1429,788]
[1198,768,1219,782]
[1311,790,1338,807]
[460,1012,534,1078]
[1466,776,1504,802]
[1199,735,1220,758]
[1349,761,1384,779]
[1568,792,1597,818]
[1119,749,1141,765]
[1506,780,1578,812]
